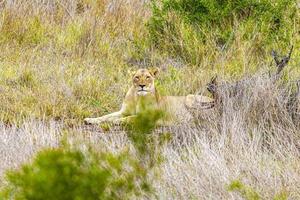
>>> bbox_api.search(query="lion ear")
[149,67,159,78]
[127,68,137,77]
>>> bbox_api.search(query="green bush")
[127,106,165,160]
[0,108,166,200]
[228,180,288,200]
[0,147,152,200]
[147,0,297,63]
[228,180,261,200]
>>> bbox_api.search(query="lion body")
[84,68,214,125]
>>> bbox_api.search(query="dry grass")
[1,0,300,199]
[1,71,300,199]
[156,72,300,199]
[1,0,298,124]
[0,0,152,124]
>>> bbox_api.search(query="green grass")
[228,180,289,200]
[0,2,300,199]
[0,0,299,125]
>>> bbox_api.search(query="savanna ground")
[1,0,300,199]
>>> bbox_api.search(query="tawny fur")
[84,68,214,125]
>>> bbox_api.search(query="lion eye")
[146,76,151,80]
[134,76,139,80]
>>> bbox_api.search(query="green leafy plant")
[147,0,297,63]
[0,108,166,199]
[0,146,153,200]
[228,180,289,200]
[228,180,261,200]
[126,106,165,165]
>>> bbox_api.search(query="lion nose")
[139,85,146,89]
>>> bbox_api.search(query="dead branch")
[271,45,293,76]
[206,76,218,99]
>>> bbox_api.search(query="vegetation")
[0,0,298,124]
[228,180,261,200]
[228,180,289,200]
[148,0,297,52]
[0,0,300,199]
[2,148,149,200]
[0,108,164,199]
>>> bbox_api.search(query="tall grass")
[1,0,298,124]
[1,67,300,199]
[0,0,151,124]
[0,108,165,199]
[1,72,300,198]
[0,0,300,199]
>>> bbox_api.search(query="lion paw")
[84,118,94,125]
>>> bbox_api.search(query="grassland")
[1,0,300,199]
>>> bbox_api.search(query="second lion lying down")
[84,68,214,125]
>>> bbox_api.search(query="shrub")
[228,180,289,200]
[147,0,297,64]
[0,108,165,199]
[0,147,153,200]
[228,180,261,200]
[126,106,165,160]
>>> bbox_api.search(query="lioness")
[84,68,214,125]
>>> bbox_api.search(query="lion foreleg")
[84,111,123,125]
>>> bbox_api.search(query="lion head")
[132,68,159,96]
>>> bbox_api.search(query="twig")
[271,45,294,76]
[207,76,217,96]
